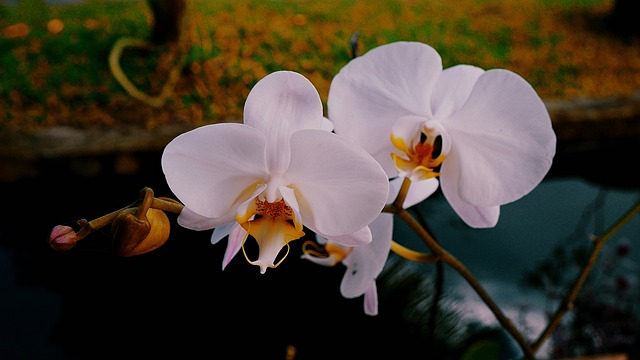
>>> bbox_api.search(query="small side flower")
[302,213,393,316]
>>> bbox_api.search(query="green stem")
[531,196,640,351]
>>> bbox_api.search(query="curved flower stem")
[75,187,184,242]
[152,196,184,214]
[531,196,640,352]
[394,177,412,209]
[390,241,439,262]
[384,177,535,358]
[137,187,155,220]
[387,177,440,261]
[75,202,136,241]
[393,208,536,359]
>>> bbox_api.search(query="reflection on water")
[387,177,640,358]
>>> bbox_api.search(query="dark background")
[1,137,639,359]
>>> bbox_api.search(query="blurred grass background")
[1,0,639,132]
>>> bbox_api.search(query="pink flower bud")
[49,225,78,251]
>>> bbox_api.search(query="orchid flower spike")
[162,71,389,273]
[328,41,556,228]
[302,213,393,316]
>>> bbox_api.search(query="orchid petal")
[371,147,399,178]
[387,177,439,208]
[432,64,484,118]
[286,129,389,236]
[329,42,442,159]
[442,69,556,206]
[211,222,236,245]
[236,184,268,224]
[404,178,439,208]
[363,281,379,316]
[340,213,393,298]
[243,71,324,174]
[162,123,268,218]
[364,213,394,267]
[440,149,500,228]
[390,115,426,153]
[387,177,403,204]
[321,116,334,131]
[222,224,246,270]
[177,206,236,231]
[321,226,372,247]
[245,216,304,274]
[279,186,303,232]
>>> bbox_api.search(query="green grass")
[1,0,636,131]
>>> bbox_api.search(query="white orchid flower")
[328,41,556,228]
[302,213,393,316]
[162,71,389,273]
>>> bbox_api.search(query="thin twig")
[385,177,534,358]
[531,196,640,352]
[152,196,184,214]
[75,188,184,241]
[75,202,136,241]
[394,209,536,359]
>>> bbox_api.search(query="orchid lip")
[236,195,305,273]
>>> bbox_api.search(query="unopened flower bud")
[111,207,170,257]
[49,225,78,251]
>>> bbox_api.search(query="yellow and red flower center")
[236,196,305,273]
[391,130,446,182]
[254,198,292,220]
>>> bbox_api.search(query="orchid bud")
[49,225,78,251]
[111,207,170,257]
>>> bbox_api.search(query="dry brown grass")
[1,0,639,133]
